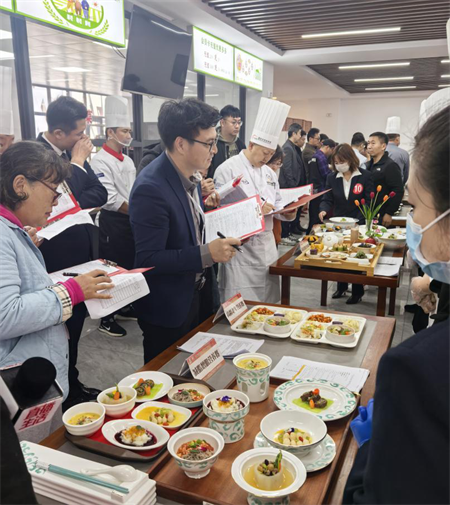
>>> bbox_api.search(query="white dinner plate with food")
[273,379,357,422]
[102,419,170,451]
[329,217,358,226]
[291,312,366,348]
[167,383,210,408]
[131,401,192,429]
[118,371,174,402]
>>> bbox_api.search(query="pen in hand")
[217,232,243,253]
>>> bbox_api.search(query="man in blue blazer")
[129,99,241,363]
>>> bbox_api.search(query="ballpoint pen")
[217,231,243,253]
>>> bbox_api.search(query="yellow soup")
[135,406,186,427]
[68,413,100,426]
[243,464,294,491]
[237,358,269,370]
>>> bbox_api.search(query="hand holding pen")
[217,232,243,253]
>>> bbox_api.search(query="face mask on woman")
[335,163,350,173]
[406,209,450,283]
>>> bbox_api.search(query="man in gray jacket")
[386,133,410,184]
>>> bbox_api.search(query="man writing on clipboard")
[214,98,297,304]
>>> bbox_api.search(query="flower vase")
[365,219,374,238]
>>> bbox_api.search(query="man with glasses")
[207,105,246,179]
[303,127,321,176]
[129,98,241,364]
[37,95,108,410]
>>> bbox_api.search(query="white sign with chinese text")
[234,48,263,91]
[193,26,234,82]
[187,338,225,382]
[14,0,125,47]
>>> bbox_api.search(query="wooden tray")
[294,242,385,276]
[148,379,356,505]
[65,375,214,462]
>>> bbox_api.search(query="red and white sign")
[214,293,248,325]
[353,183,364,195]
[15,398,62,432]
[186,338,225,381]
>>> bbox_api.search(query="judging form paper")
[205,195,265,242]
[270,356,370,393]
[178,332,264,358]
[279,184,313,208]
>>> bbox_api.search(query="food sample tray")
[291,312,366,349]
[294,242,385,276]
[230,305,308,339]
[148,378,355,505]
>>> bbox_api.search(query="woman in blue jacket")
[319,143,374,304]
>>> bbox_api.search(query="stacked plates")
[20,441,157,505]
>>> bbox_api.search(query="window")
[204,75,239,110]
[33,86,48,113]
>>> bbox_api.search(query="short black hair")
[220,105,241,119]
[307,127,320,141]
[319,133,329,142]
[387,133,400,141]
[105,127,118,138]
[0,141,72,209]
[46,96,88,134]
[268,145,284,165]
[369,131,389,145]
[322,139,336,149]
[351,132,365,145]
[158,98,220,151]
[288,123,302,138]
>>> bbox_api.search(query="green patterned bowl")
[167,427,224,479]
[233,353,272,403]
[203,389,250,444]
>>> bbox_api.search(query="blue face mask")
[406,210,450,283]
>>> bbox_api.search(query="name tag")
[187,338,225,381]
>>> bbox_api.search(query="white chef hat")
[105,95,131,128]
[0,66,14,136]
[385,116,401,134]
[250,97,291,150]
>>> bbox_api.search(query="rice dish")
[209,395,244,413]
[115,425,156,447]
[176,439,215,460]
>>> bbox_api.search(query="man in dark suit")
[37,96,108,409]
[129,98,241,364]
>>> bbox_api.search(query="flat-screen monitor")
[122,7,192,99]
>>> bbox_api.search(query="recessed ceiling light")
[365,86,417,90]
[438,84,450,87]
[355,76,414,82]
[206,94,219,97]
[441,74,450,78]
[52,67,91,73]
[0,29,12,40]
[441,59,450,63]
[302,27,401,39]
[340,62,410,70]
[0,50,14,60]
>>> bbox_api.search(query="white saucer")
[253,432,336,472]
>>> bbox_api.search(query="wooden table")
[270,245,405,317]
[40,302,395,505]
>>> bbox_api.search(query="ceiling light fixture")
[438,84,450,87]
[302,27,401,39]
[441,59,450,63]
[441,74,450,78]
[355,76,414,82]
[339,62,410,70]
[365,86,417,90]
[52,67,91,73]
[205,94,219,97]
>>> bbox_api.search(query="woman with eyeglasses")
[0,141,114,399]
[343,105,449,505]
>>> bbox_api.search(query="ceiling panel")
[203,0,449,50]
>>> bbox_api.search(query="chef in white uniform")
[91,95,137,337]
[0,67,15,156]
[214,98,296,303]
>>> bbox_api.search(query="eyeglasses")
[186,137,219,152]
[27,177,62,203]
[226,119,243,127]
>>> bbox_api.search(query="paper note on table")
[279,184,313,208]
[49,260,120,284]
[85,273,149,319]
[270,356,370,393]
[178,332,264,358]
[37,210,94,240]
[205,195,265,242]
[374,256,404,277]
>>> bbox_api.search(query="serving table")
[40,302,395,505]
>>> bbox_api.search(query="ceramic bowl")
[167,427,225,479]
[97,386,137,418]
[167,382,211,408]
[325,324,356,344]
[63,402,105,437]
[233,353,272,403]
[203,389,250,443]
[260,410,327,457]
[378,234,406,250]
[263,317,291,335]
[231,448,307,505]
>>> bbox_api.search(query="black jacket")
[208,135,246,179]
[344,319,450,505]
[320,169,374,224]
[37,133,108,272]
[279,139,307,188]
[302,142,317,181]
[366,152,404,217]
[138,141,164,175]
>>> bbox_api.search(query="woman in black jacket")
[343,105,449,505]
[319,144,374,304]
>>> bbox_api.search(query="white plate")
[118,372,174,402]
[131,401,192,429]
[273,379,357,421]
[329,217,358,225]
[231,306,307,339]
[254,432,336,472]
[101,419,169,451]
[291,312,366,349]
